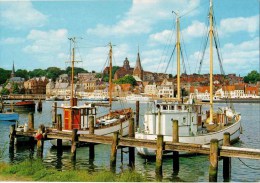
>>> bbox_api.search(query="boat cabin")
[62,104,96,130]
[144,102,203,137]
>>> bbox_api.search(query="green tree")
[0,68,11,84]
[244,70,260,84]
[12,83,19,94]
[0,88,9,95]
[102,74,109,82]
[95,73,102,78]
[114,75,136,86]
[15,69,29,80]
[29,69,47,78]
[46,67,63,81]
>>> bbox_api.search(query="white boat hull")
[135,119,241,156]
[50,119,130,147]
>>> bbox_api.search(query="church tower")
[11,61,15,78]
[123,57,130,70]
[133,49,143,80]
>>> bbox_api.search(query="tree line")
[0,67,90,85]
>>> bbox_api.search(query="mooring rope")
[238,158,260,170]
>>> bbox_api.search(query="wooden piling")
[56,114,63,151]
[209,139,219,182]
[156,135,164,179]
[172,119,179,173]
[28,112,34,130]
[135,100,139,129]
[110,131,119,172]
[9,124,16,150]
[128,117,135,169]
[223,132,231,181]
[52,102,57,126]
[57,114,62,131]
[89,116,95,160]
[29,137,34,159]
[71,129,78,160]
[89,116,94,135]
[37,99,42,112]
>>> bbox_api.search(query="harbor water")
[0,101,259,182]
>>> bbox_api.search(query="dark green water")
[0,101,259,181]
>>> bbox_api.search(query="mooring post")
[110,131,119,173]
[71,129,78,160]
[209,139,219,182]
[223,132,231,181]
[56,114,62,131]
[9,124,16,151]
[56,114,62,151]
[89,115,95,160]
[135,100,139,130]
[37,99,42,112]
[29,136,35,159]
[156,135,164,180]
[52,102,57,127]
[28,112,34,130]
[172,119,179,174]
[128,117,135,169]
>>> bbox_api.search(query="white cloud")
[83,44,132,72]
[1,37,25,44]
[148,20,207,46]
[87,0,200,37]
[189,37,259,76]
[0,1,47,29]
[182,20,207,39]
[219,15,259,36]
[24,29,68,54]
[23,29,69,65]
[149,30,174,45]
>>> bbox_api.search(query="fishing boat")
[135,0,241,156]
[82,90,109,101]
[50,40,133,146]
[3,100,35,112]
[125,94,151,103]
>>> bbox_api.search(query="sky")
[0,0,259,77]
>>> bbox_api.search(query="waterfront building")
[24,77,48,94]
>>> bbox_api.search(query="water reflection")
[0,101,260,181]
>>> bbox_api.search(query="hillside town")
[1,51,259,100]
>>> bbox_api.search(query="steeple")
[123,57,130,70]
[11,61,15,78]
[133,48,143,80]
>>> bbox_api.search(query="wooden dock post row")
[11,116,260,182]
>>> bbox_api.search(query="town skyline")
[0,0,259,77]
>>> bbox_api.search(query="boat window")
[183,117,186,124]
[192,116,194,123]
[163,105,168,110]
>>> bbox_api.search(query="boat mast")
[69,37,76,107]
[109,42,113,112]
[209,0,214,123]
[176,12,181,101]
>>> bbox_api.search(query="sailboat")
[50,41,133,146]
[135,0,242,156]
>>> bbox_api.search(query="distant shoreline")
[212,98,260,103]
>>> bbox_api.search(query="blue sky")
[0,0,259,76]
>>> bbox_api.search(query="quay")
[2,94,46,100]
[9,111,260,182]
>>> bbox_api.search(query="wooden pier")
[9,107,260,182]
